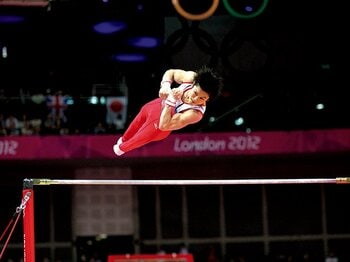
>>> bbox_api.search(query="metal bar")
[30,177,350,186]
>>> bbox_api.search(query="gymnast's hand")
[172,87,183,100]
[159,81,172,100]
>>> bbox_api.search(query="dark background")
[0,0,349,133]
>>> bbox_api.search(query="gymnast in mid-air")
[113,66,223,156]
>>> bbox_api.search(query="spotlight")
[315,103,325,110]
[88,96,99,105]
[1,45,8,58]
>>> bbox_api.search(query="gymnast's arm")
[159,69,196,99]
[158,106,203,131]
[162,69,196,84]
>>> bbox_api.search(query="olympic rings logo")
[172,0,269,21]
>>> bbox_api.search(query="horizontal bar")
[29,177,350,186]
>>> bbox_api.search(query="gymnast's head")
[194,66,223,100]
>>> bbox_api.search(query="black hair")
[194,66,223,100]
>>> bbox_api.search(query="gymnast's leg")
[119,120,171,154]
[113,98,170,155]
[121,106,147,142]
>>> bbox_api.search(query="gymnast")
[113,66,223,156]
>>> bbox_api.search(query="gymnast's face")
[185,84,209,106]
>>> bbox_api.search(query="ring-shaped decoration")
[222,0,269,19]
[172,0,220,21]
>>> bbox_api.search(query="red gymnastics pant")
[119,98,172,153]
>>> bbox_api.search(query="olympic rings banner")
[1,129,350,160]
[171,0,269,20]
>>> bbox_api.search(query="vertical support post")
[23,179,35,262]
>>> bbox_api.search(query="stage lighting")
[0,14,25,23]
[112,53,148,63]
[127,36,161,49]
[92,20,127,35]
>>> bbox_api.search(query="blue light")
[93,20,127,35]
[88,96,99,105]
[0,15,25,24]
[127,36,161,48]
[112,53,148,62]
[244,6,254,12]
[234,117,244,126]
[66,96,74,105]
